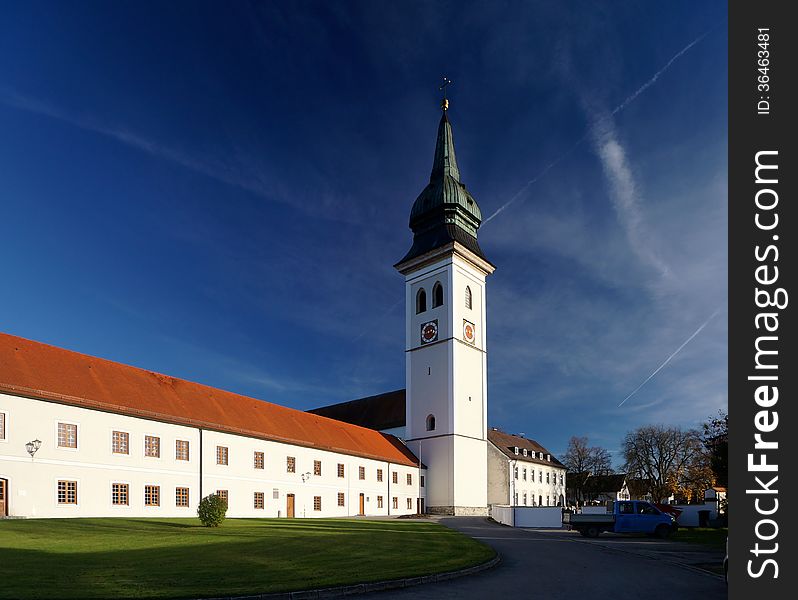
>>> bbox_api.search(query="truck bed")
[563,513,615,525]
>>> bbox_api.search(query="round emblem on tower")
[420,320,438,344]
[463,320,475,344]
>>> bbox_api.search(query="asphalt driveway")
[365,517,726,600]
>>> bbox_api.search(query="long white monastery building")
[0,100,563,519]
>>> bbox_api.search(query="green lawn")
[0,518,495,599]
[674,527,728,551]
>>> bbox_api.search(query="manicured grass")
[0,518,495,599]
[674,527,728,551]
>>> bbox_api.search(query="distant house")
[581,474,630,505]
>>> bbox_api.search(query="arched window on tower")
[465,286,472,309]
[432,282,444,308]
[416,288,427,314]
[426,414,436,431]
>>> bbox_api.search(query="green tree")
[197,493,228,527]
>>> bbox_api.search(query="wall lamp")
[26,439,42,458]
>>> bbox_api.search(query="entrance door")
[417,498,424,515]
[359,493,365,515]
[0,479,7,517]
[286,494,295,518]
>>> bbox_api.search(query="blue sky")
[0,1,727,466]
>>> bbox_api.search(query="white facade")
[0,393,424,519]
[399,244,494,515]
[487,441,567,508]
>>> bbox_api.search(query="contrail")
[483,30,711,225]
[617,306,722,407]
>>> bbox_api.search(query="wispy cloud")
[483,31,711,226]
[617,305,722,407]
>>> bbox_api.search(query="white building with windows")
[486,428,567,508]
[0,100,561,519]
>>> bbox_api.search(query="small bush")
[197,494,227,527]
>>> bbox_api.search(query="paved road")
[366,517,726,600]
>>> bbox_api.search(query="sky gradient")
[0,1,728,466]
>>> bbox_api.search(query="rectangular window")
[112,483,129,506]
[546,472,550,484]
[337,463,344,478]
[359,466,365,480]
[112,431,129,454]
[57,480,77,504]
[407,498,412,509]
[313,496,321,511]
[420,475,425,488]
[407,473,412,485]
[0,412,5,440]
[377,469,383,482]
[145,485,160,507]
[254,492,264,509]
[377,496,383,508]
[216,446,228,465]
[216,489,228,506]
[337,492,345,507]
[560,473,564,485]
[392,472,398,484]
[176,487,190,507]
[392,497,398,509]
[176,439,190,461]
[58,422,77,448]
[287,456,296,473]
[314,460,322,476]
[144,435,160,458]
[522,468,527,481]
[514,467,518,479]
[254,451,264,469]
[273,488,279,500]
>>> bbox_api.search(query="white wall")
[672,504,717,527]
[0,393,425,519]
[491,505,563,528]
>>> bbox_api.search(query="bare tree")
[562,436,613,506]
[622,425,703,503]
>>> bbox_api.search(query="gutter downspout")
[198,428,203,502]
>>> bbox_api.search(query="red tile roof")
[488,428,565,468]
[0,332,419,467]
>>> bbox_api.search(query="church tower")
[395,96,495,515]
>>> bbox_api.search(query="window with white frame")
[57,480,77,504]
[144,485,160,507]
[112,431,129,454]
[58,422,77,448]
[144,435,160,458]
[111,483,129,506]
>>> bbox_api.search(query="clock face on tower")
[463,319,475,344]
[420,320,438,344]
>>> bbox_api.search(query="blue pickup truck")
[562,500,678,538]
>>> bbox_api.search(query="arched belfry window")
[432,282,444,308]
[426,414,436,431]
[465,286,472,309]
[416,288,427,314]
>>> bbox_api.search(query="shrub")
[197,494,227,527]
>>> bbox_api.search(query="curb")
[201,554,501,600]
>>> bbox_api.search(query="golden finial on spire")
[439,76,452,110]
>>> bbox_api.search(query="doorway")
[417,498,424,515]
[359,493,365,515]
[286,493,295,518]
[0,479,7,517]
